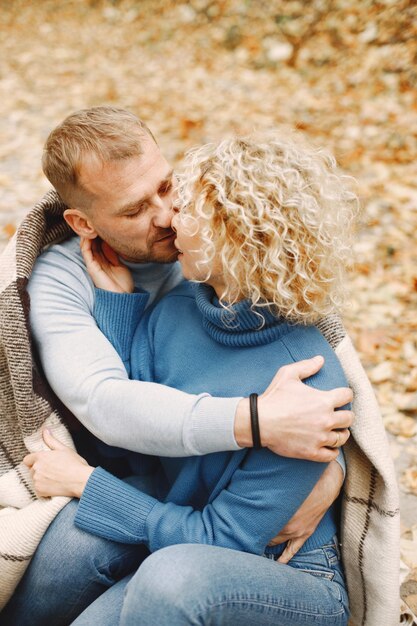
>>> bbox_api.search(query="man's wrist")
[234,398,253,448]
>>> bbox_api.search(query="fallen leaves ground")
[1,0,416,616]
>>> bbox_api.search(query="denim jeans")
[71,541,348,626]
[0,499,149,626]
[1,497,348,626]
[117,542,349,626]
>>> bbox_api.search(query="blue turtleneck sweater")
[75,282,347,557]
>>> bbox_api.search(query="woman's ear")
[63,209,98,239]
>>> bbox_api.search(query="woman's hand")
[23,429,95,499]
[267,460,344,563]
[80,236,134,293]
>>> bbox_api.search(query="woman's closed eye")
[158,180,173,196]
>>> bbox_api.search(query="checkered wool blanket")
[0,190,400,624]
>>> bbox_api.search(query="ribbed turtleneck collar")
[194,284,292,347]
[124,259,176,282]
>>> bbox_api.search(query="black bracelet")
[249,393,262,449]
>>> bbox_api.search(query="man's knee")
[122,544,217,622]
[131,544,198,588]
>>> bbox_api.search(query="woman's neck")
[205,277,244,303]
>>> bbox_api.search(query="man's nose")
[153,196,174,229]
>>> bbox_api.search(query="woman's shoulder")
[282,323,348,390]
[145,281,198,329]
[152,280,197,313]
[163,280,196,300]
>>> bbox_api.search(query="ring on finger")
[331,431,341,448]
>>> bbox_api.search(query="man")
[0,106,353,624]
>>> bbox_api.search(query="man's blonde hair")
[42,106,155,210]
[176,130,358,324]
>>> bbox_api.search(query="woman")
[25,130,356,625]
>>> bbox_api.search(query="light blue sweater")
[75,282,347,557]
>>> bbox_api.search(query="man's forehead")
[79,142,171,197]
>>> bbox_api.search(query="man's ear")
[63,209,98,239]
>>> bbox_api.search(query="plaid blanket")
[0,190,401,624]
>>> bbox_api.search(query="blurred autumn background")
[1,0,416,617]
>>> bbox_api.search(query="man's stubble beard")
[107,237,179,265]
[130,248,179,265]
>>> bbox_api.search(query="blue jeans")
[0,499,149,626]
[72,541,348,626]
[1,501,348,626]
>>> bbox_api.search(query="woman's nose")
[171,212,178,232]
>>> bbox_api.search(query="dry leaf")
[369,361,394,384]
[2,224,16,239]
[384,414,417,438]
[401,568,417,614]
[401,467,417,496]
[406,369,417,393]
[397,394,417,413]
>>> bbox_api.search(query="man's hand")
[23,429,94,499]
[234,356,353,462]
[268,460,344,563]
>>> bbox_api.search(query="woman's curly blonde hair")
[176,129,358,324]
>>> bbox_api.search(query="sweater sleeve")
[27,245,241,456]
[93,288,150,376]
[75,449,328,555]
